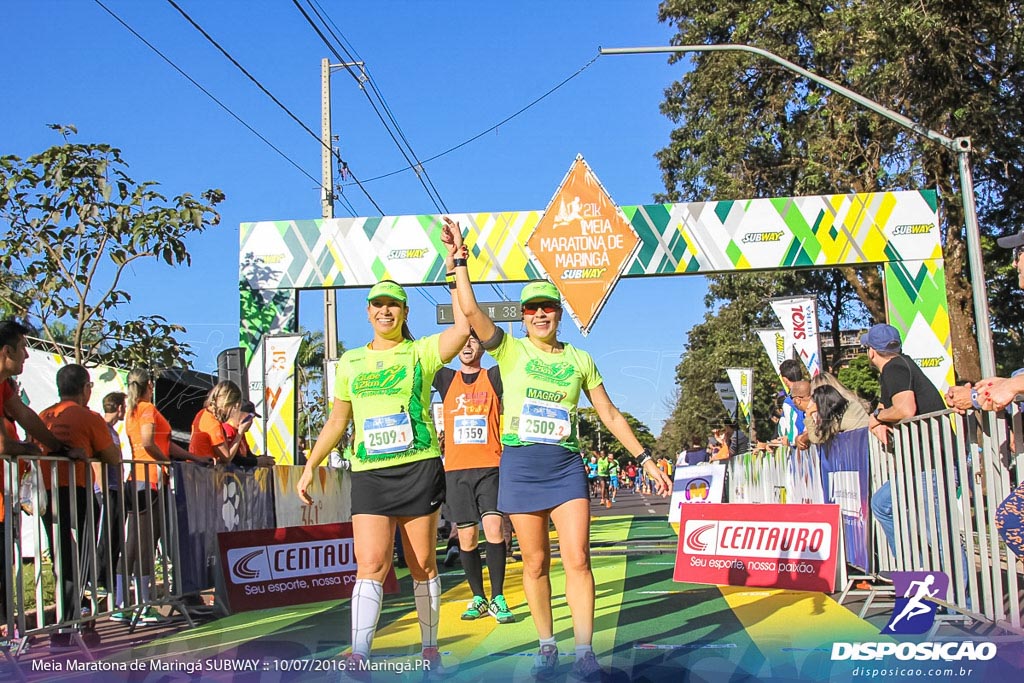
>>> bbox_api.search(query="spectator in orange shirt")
[36,364,121,650]
[119,368,200,625]
[189,381,250,465]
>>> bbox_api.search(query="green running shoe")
[488,594,515,623]
[461,595,489,620]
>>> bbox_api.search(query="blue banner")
[172,464,276,594]
[816,428,871,571]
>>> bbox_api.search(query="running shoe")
[421,646,444,679]
[139,607,161,624]
[530,644,559,680]
[109,610,130,623]
[572,650,603,682]
[488,594,515,623]
[461,595,489,620]
[341,653,372,683]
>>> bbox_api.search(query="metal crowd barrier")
[725,408,1023,635]
[0,457,347,665]
[0,457,199,662]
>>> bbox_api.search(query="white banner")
[713,382,738,418]
[669,463,726,523]
[263,335,303,465]
[770,296,822,376]
[755,329,790,381]
[725,368,753,421]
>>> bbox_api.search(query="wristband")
[637,448,653,468]
[453,257,468,268]
[446,271,456,278]
[872,407,881,419]
[448,281,458,290]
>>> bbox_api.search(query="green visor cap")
[520,281,561,305]
[367,281,408,303]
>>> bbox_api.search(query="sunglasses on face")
[522,302,560,315]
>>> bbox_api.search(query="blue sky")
[2,1,707,435]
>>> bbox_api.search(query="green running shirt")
[334,335,443,472]
[489,333,603,452]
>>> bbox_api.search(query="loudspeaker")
[217,347,249,399]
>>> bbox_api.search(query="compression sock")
[459,546,486,598]
[413,576,441,648]
[351,579,384,657]
[485,541,508,596]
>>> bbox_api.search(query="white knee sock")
[351,579,384,657]
[413,576,441,649]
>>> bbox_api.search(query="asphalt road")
[587,482,672,518]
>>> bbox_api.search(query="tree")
[296,329,342,442]
[656,1,1024,381]
[577,407,656,460]
[0,125,224,368]
[837,354,880,404]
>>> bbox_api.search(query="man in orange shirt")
[1,321,86,632]
[432,332,514,624]
[37,363,121,651]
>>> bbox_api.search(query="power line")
[292,0,448,214]
[92,0,354,215]
[163,0,384,215]
[351,54,601,185]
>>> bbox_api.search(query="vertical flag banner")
[713,382,738,418]
[263,334,303,465]
[756,329,790,382]
[725,368,753,422]
[770,296,822,376]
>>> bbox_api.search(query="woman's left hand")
[644,461,673,497]
[441,216,464,254]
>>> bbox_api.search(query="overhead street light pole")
[600,44,995,377]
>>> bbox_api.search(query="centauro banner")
[770,296,821,377]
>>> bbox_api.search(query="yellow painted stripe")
[718,585,879,660]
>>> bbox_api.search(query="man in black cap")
[862,322,947,555]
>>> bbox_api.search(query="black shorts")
[444,467,500,526]
[350,458,445,517]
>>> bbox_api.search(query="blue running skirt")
[497,443,588,514]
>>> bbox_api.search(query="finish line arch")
[238,167,951,463]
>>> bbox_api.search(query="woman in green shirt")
[296,218,480,675]
[453,277,673,681]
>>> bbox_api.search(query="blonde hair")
[205,380,242,423]
[126,368,153,418]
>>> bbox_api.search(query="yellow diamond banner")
[525,155,640,335]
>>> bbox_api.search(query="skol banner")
[713,382,738,418]
[817,428,871,572]
[263,335,303,465]
[770,297,822,376]
[756,329,790,381]
[273,465,351,528]
[725,368,753,421]
[675,503,841,592]
[668,463,726,523]
[218,522,399,612]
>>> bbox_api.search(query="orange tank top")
[442,369,502,471]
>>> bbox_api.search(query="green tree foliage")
[837,354,880,404]
[656,1,1024,381]
[0,125,224,369]
[577,407,656,459]
[296,329,343,442]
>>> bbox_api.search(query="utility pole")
[321,57,339,362]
